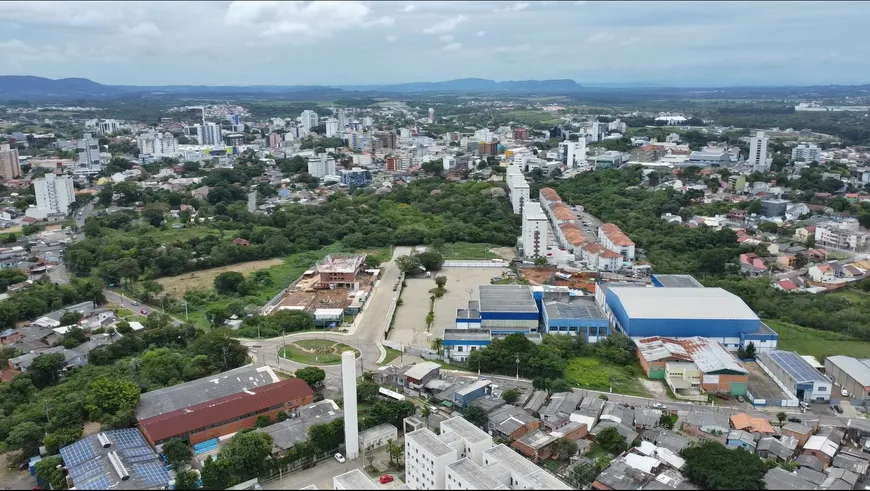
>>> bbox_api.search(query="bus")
[378,387,406,402]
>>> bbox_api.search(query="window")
[457,346,463,352]
[818,386,827,392]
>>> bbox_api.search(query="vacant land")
[380,347,403,365]
[157,259,285,297]
[563,357,648,397]
[441,242,500,260]
[280,340,359,365]
[764,318,870,360]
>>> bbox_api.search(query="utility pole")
[515,355,520,381]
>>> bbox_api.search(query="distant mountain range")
[0,75,599,99]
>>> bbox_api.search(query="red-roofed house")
[137,378,314,447]
[774,279,799,292]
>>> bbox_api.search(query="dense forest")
[65,178,519,281]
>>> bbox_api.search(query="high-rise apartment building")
[200,122,222,146]
[97,119,121,135]
[325,120,341,138]
[301,110,319,130]
[791,143,822,162]
[137,131,179,158]
[75,133,102,176]
[268,132,282,150]
[428,108,435,123]
[748,130,770,172]
[0,143,21,180]
[522,202,549,259]
[307,153,337,178]
[32,174,75,218]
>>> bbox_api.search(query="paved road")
[259,446,402,490]
[243,246,412,377]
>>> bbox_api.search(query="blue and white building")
[443,329,492,363]
[757,350,832,403]
[597,284,778,352]
[540,294,609,341]
[476,285,539,335]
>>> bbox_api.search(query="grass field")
[440,242,500,260]
[764,318,870,360]
[157,259,285,298]
[380,347,403,365]
[279,340,359,365]
[498,109,562,126]
[563,357,648,396]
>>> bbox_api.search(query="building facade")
[521,202,549,259]
[792,143,822,162]
[0,143,21,180]
[32,174,75,218]
[748,130,770,172]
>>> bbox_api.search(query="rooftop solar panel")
[134,462,171,485]
[78,475,113,491]
[764,351,829,383]
[60,439,96,467]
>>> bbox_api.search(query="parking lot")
[389,267,507,348]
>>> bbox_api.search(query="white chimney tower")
[341,350,360,460]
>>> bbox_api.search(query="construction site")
[267,254,378,323]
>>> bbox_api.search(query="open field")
[440,242,501,260]
[279,340,359,365]
[380,347,403,366]
[563,357,649,397]
[764,318,870,360]
[157,259,285,297]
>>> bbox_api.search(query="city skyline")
[0,0,867,87]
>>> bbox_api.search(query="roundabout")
[278,339,360,365]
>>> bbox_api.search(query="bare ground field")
[157,258,284,297]
[489,246,517,261]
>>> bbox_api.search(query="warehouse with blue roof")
[599,284,778,352]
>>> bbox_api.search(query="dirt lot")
[389,267,507,348]
[640,379,668,398]
[520,267,556,285]
[489,247,517,261]
[157,258,284,297]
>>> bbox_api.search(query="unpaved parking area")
[640,379,668,399]
[389,267,507,348]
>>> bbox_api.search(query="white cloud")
[476,30,486,37]
[423,14,468,34]
[226,1,394,42]
[119,22,162,37]
[618,36,641,46]
[495,2,530,13]
[386,35,397,42]
[439,35,454,43]
[443,42,463,51]
[403,4,416,12]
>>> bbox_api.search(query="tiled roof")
[600,223,635,247]
[540,187,561,202]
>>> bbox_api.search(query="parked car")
[833,405,844,414]
[334,453,346,464]
[788,417,802,423]
[131,301,139,306]
[652,403,665,409]
[140,309,148,315]
[380,475,394,484]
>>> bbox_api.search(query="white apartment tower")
[97,119,121,135]
[748,130,770,172]
[325,119,341,138]
[76,133,102,175]
[196,122,222,146]
[301,110,319,130]
[341,351,360,460]
[792,143,822,162]
[137,131,179,158]
[522,202,549,259]
[0,143,21,180]
[428,108,435,123]
[307,153,337,178]
[32,174,75,218]
[559,140,587,168]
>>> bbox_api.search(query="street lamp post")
[515,355,520,381]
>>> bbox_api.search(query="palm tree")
[421,406,432,430]
[776,411,787,428]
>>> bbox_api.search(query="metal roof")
[443,329,491,342]
[517,429,557,449]
[680,337,747,374]
[60,428,169,491]
[455,380,492,397]
[403,362,441,381]
[827,355,870,386]
[652,274,704,288]
[608,287,759,320]
[635,337,692,363]
[483,444,571,490]
[135,365,279,420]
[478,285,538,313]
[760,351,830,384]
[543,296,606,321]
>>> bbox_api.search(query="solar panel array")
[134,462,171,485]
[766,351,829,383]
[112,428,148,449]
[77,475,112,491]
[60,438,97,467]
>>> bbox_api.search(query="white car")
[653,403,665,409]
[334,453,346,464]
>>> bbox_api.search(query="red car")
[379,475,394,484]
[140,309,148,315]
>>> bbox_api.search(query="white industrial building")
[756,351,832,403]
[748,130,770,173]
[29,174,75,219]
[521,202,549,259]
[825,356,870,401]
[405,416,570,491]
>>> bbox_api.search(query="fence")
[382,273,405,336]
[443,260,506,268]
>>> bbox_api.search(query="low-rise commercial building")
[825,356,870,401]
[59,428,170,490]
[757,350,832,403]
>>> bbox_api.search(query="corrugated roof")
[635,337,692,363]
[544,296,606,321]
[478,284,537,313]
[680,337,747,374]
[730,413,774,434]
[608,287,759,321]
[760,351,830,384]
[138,378,313,443]
[827,356,870,386]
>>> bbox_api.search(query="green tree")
[596,426,627,455]
[213,272,246,295]
[7,421,43,454]
[162,438,193,469]
[59,311,84,326]
[191,329,248,371]
[418,250,444,271]
[776,412,787,428]
[396,255,422,274]
[434,275,447,289]
[220,430,273,481]
[35,455,67,491]
[501,388,521,404]
[295,366,326,388]
[552,437,579,460]
[29,352,67,388]
[462,405,488,429]
[420,406,432,429]
[86,377,141,421]
[744,341,757,360]
[255,415,272,428]
[201,456,233,490]
[44,427,83,455]
[659,413,677,430]
[566,459,598,489]
[681,441,767,490]
[357,380,380,403]
[174,470,201,490]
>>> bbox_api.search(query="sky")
[0,0,868,87]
